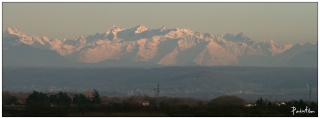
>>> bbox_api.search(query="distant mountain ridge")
[3,25,317,67]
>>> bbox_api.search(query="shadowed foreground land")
[3,91,318,117]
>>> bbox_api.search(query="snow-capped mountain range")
[3,25,317,67]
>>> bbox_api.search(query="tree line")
[25,89,101,107]
[3,91,318,117]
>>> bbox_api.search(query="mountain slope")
[3,33,82,67]
[269,43,317,67]
[3,25,317,67]
[3,43,72,67]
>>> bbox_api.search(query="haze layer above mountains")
[3,25,317,68]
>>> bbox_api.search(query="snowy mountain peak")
[107,25,124,32]
[160,25,167,31]
[3,25,316,68]
[262,40,280,48]
[265,39,275,43]
[204,32,214,38]
[105,25,125,39]
[133,24,149,34]
[174,28,194,35]
[6,27,20,35]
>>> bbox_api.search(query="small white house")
[245,103,256,107]
[142,101,149,106]
[276,102,286,106]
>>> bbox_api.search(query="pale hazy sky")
[3,3,317,45]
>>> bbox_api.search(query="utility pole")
[307,83,311,103]
[157,83,160,97]
[153,83,160,107]
[154,83,160,96]
[309,85,311,103]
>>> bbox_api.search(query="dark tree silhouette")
[50,91,71,106]
[256,97,265,107]
[26,91,50,107]
[298,99,306,107]
[49,95,58,105]
[58,92,72,106]
[91,89,101,104]
[25,91,50,116]
[268,101,272,107]
[208,95,247,106]
[73,93,90,105]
